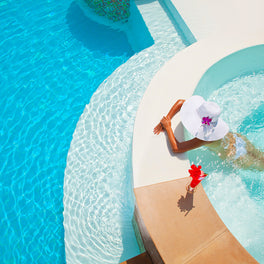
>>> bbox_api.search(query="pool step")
[120,252,153,264]
[133,177,258,264]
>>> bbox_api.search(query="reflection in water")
[66,2,134,56]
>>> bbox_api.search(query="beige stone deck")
[134,178,257,263]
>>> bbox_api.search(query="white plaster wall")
[171,0,264,39]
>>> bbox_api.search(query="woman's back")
[206,132,264,171]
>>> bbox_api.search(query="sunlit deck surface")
[133,178,258,263]
[131,0,264,262]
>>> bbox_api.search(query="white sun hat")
[180,95,229,141]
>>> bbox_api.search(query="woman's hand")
[154,116,171,134]
[154,99,185,135]
[160,116,171,130]
[153,122,164,135]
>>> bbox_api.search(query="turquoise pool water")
[0,0,133,262]
[188,47,264,262]
[63,0,189,263]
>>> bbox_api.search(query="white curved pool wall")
[194,44,264,97]
[133,35,264,189]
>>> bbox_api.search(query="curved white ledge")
[132,33,264,188]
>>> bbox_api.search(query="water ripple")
[63,1,187,262]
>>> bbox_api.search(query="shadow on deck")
[130,177,258,264]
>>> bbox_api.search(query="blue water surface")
[189,71,264,262]
[0,0,133,263]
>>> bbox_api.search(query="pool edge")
[132,34,264,263]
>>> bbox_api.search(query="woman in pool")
[154,95,264,171]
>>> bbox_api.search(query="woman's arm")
[160,116,207,153]
[153,99,185,135]
[166,99,185,120]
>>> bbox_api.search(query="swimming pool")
[187,45,264,262]
[0,0,133,262]
[63,0,190,263]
